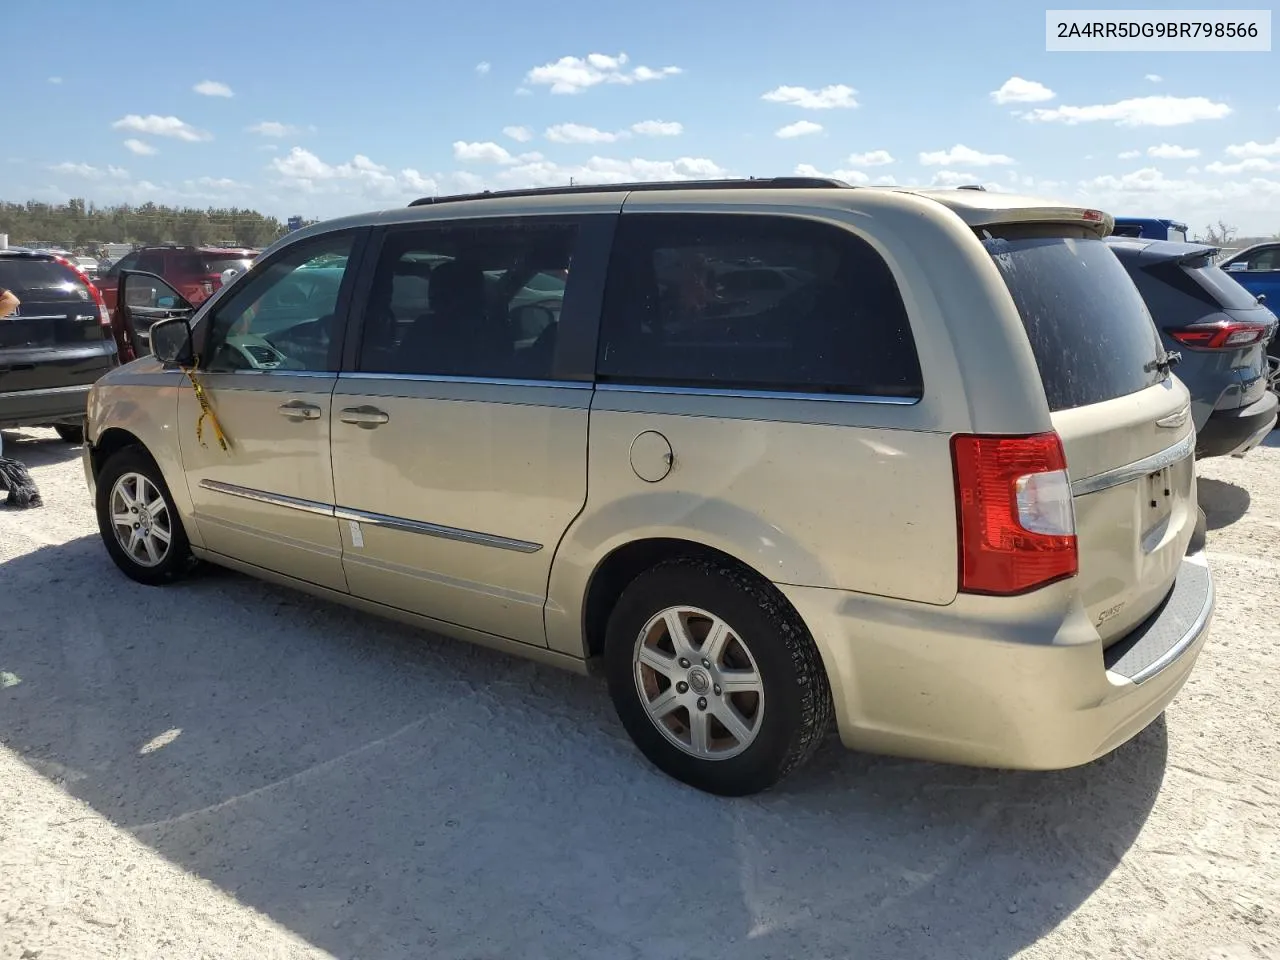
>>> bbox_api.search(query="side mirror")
[1224,262,1247,272]
[156,296,178,309]
[149,317,195,366]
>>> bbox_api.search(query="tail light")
[951,432,1078,595]
[53,255,111,326]
[1168,320,1270,349]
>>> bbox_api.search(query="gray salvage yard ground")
[1,429,1278,960]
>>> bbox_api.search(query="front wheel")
[95,446,195,586]
[604,559,833,796]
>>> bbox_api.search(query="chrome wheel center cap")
[688,668,711,695]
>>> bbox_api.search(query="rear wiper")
[1146,351,1181,374]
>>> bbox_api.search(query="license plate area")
[1140,466,1174,554]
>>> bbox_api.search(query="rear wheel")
[54,424,84,444]
[604,558,832,796]
[95,446,195,586]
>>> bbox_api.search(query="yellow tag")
[181,363,230,452]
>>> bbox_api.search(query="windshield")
[984,229,1166,412]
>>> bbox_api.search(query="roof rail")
[956,184,987,191]
[407,176,852,207]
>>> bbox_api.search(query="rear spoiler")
[912,189,1115,239]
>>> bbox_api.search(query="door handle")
[339,405,390,427]
[277,401,322,421]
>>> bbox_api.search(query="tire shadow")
[1197,477,1251,530]
[0,536,1169,960]
[0,428,84,469]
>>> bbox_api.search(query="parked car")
[73,256,101,281]
[1220,242,1280,315]
[1111,216,1190,242]
[96,244,258,318]
[0,249,117,443]
[85,179,1213,795]
[1107,237,1278,457]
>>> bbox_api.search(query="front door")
[175,230,362,592]
[330,216,603,645]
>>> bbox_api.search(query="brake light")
[951,432,1078,595]
[1168,321,1269,349]
[53,255,111,325]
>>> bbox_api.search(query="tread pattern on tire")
[609,556,834,794]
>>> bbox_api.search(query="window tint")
[984,229,1165,412]
[204,233,353,373]
[0,259,89,299]
[357,220,576,380]
[136,251,165,274]
[1244,248,1280,271]
[1190,263,1263,310]
[103,252,138,278]
[596,214,922,397]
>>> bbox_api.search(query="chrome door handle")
[339,405,389,427]
[278,401,322,421]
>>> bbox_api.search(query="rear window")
[0,258,91,300]
[983,228,1166,412]
[1192,263,1264,309]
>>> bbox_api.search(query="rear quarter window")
[597,213,923,398]
[983,228,1166,412]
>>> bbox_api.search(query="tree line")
[0,199,289,250]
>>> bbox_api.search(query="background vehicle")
[87,180,1212,795]
[1111,216,1189,242]
[73,256,100,281]
[1221,241,1280,312]
[96,244,258,316]
[0,250,116,442]
[1108,237,1278,457]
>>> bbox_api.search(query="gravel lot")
[2,427,1278,960]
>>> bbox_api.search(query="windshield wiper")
[1146,351,1181,374]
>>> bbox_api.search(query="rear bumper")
[779,552,1213,770]
[1196,390,1278,458]
[0,383,92,429]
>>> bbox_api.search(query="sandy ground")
[1,427,1278,960]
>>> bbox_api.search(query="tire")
[95,446,195,586]
[54,424,84,444]
[604,558,833,796]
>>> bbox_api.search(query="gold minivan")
[84,179,1214,795]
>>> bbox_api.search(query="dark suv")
[96,245,256,315]
[1107,236,1278,457]
[0,250,117,442]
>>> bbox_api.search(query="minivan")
[82,179,1214,795]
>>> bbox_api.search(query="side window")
[105,252,139,278]
[136,251,165,274]
[357,219,576,380]
[1247,248,1280,271]
[203,232,354,373]
[597,214,923,398]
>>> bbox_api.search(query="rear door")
[0,256,115,394]
[984,227,1197,644]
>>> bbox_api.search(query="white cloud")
[631,120,683,137]
[123,139,157,156]
[453,140,516,163]
[761,84,858,109]
[1225,137,1280,159]
[1024,96,1231,127]
[545,123,625,144]
[794,163,896,187]
[515,87,532,96]
[475,61,491,76]
[776,120,823,139]
[1119,149,1141,159]
[929,170,993,189]
[1078,167,1280,230]
[112,114,212,142]
[525,52,682,94]
[193,80,233,98]
[188,176,243,190]
[49,162,130,180]
[847,150,894,167]
[1204,158,1280,175]
[48,76,62,85]
[503,125,534,142]
[246,121,301,138]
[270,147,404,197]
[1146,74,1163,83]
[990,77,1055,104]
[1147,143,1200,159]
[919,144,1015,166]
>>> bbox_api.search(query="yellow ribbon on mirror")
[180,363,229,452]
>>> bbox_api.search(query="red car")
[96,245,257,315]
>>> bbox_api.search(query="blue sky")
[5,0,1279,233]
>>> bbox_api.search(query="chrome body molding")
[1070,431,1196,497]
